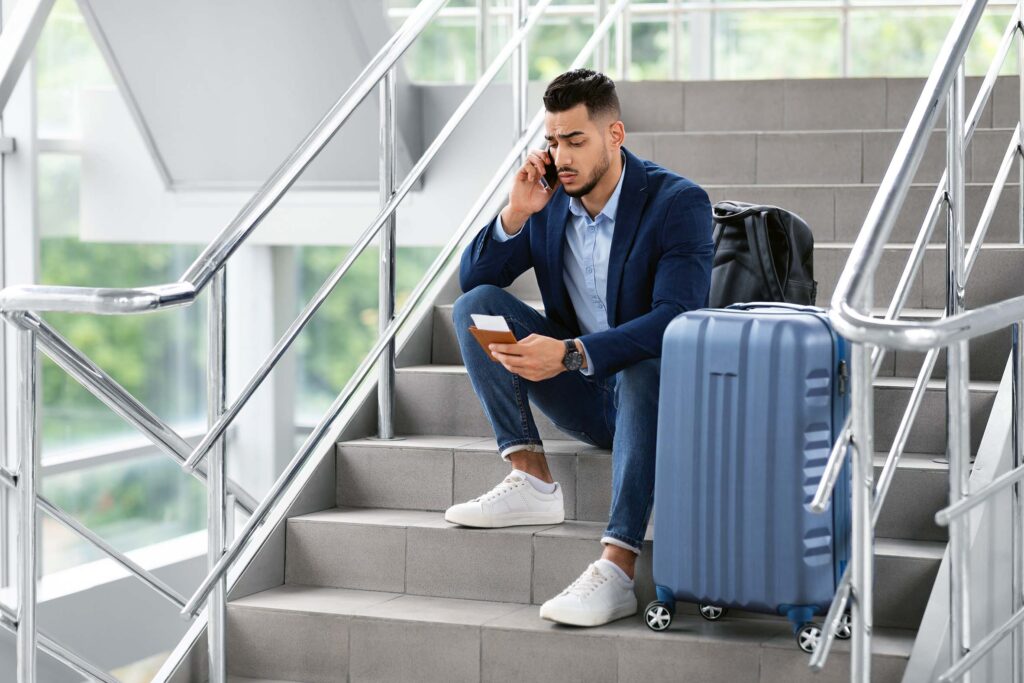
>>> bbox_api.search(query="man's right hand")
[501,148,559,235]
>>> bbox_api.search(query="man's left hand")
[490,334,566,381]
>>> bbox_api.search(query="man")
[447,68,713,627]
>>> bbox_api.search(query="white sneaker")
[444,470,564,528]
[539,560,638,627]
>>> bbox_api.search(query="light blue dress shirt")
[492,152,627,376]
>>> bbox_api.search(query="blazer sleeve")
[459,212,535,293]
[577,186,714,379]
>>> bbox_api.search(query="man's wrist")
[501,206,531,235]
[573,339,588,369]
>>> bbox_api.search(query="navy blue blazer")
[459,146,714,380]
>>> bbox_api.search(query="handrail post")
[206,268,227,683]
[1014,11,1024,676]
[512,0,528,163]
[1018,7,1024,217]
[1013,320,1024,683]
[14,325,37,683]
[946,61,973,682]
[377,68,398,440]
[851,336,875,681]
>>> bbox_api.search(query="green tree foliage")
[294,245,440,417]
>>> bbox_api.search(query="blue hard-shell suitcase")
[645,303,851,652]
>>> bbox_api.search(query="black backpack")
[709,201,817,307]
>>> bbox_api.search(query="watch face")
[563,341,583,371]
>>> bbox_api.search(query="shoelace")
[562,564,607,598]
[471,474,525,503]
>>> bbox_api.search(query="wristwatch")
[562,339,583,372]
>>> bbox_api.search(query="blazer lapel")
[605,147,649,326]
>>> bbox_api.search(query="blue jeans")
[452,284,660,555]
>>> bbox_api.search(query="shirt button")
[586,267,593,273]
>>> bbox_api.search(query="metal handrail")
[811,124,1023,676]
[810,0,1024,677]
[809,3,1022,516]
[0,0,448,317]
[35,491,188,609]
[829,0,1021,348]
[0,602,116,683]
[0,0,634,680]
[181,0,556,473]
[0,2,448,680]
[12,311,258,513]
[179,0,633,619]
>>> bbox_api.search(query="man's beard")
[561,146,611,199]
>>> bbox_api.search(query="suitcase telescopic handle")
[726,301,825,314]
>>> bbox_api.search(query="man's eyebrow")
[543,131,585,141]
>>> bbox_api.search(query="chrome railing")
[807,0,1024,679]
[0,0,633,681]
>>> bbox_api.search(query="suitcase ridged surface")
[653,307,849,616]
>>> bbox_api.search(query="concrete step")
[392,364,997,456]
[335,435,950,543]
[617,75,1017,133]
[281,507,942,632]
[431,301,1011,383]
[628,127,1019,186]
[227,583,916,683]
[495,245,1024,316]
[703,182,1022,245]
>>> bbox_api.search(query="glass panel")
[36,0,114,138]
[38,155,205,454]
[41,454,206,575]
[630,18,671,79]
[714,12,841,79]
[293,245,440,420]
[529,16,599,80]
[399,21,479,83]
[849,10,1016,77]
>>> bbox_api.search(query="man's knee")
[621,358,660,382]
[616,358,661,405]
[453,284,510,321]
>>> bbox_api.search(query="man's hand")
[502,148,559,235]
[489,333,567,381]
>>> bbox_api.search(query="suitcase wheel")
[834,612,852,640]
[698,603,727,621]
[644,601,673,632]
[796,622,823,654]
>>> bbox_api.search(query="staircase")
[221,76,1024,683]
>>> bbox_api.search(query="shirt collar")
[567,150,626,224]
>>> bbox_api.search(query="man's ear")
[608,120,625,149]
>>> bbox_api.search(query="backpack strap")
[742,212,787,303]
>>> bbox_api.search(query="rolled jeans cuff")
[498,441,545,462]
[601,534,642,556]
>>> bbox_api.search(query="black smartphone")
[539,146,559,190]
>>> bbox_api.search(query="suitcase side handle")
[726,301,825,314]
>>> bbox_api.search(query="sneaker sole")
[443,509,565,528]
[538,601,638,628]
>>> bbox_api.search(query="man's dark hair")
[542,69,621,121]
